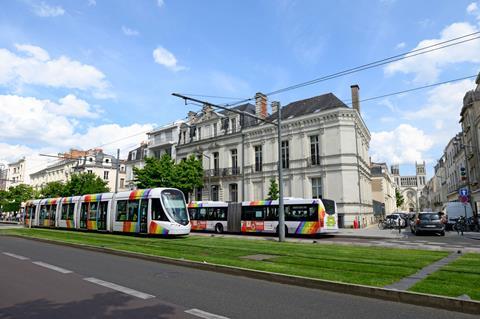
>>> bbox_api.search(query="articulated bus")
[188,198,338,235]
[24,188,190,236]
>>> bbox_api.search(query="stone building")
[5,157,29,189]
[370,162,397,217]
[391,162,426,212]
[175,86,372,227]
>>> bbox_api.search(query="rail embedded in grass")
[409,253,480,301]
[1,228,448,287]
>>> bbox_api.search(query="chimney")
[350,84,360,113]
[255,92,267,119]
[271,101,280,115]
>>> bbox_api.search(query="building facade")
[30,149,127,192]
[125,143,148,189]
[5,158,29,189]
[0,164,7,190]
[175,87,373,227]
[370,162,397,217]
[459,73,480,215]
[391,162,427,212]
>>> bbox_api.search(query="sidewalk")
[335,225,407,239]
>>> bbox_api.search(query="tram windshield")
[161,189,189,225]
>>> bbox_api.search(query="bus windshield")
[161,190,189,226]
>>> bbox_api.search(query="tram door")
[49,205,57,227]
[97,201,108,231]
[139,199,148,234]
[80,203,88,229]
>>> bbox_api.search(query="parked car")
[411,212,446,236]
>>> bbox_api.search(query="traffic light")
[460,167,467,181]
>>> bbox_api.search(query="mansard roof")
[267,93,348,121]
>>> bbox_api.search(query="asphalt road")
[0,236,477,319]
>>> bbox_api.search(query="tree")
[39,181,66,198]
[267,178,279,200]
[175,155,204,199]
[64,172,109,196]
[396,188,404,208]
[133,155,176,189]
[1,184,35,212]
[133,154,203,200]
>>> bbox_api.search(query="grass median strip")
[409,253,480,301]
[1,228,447,287]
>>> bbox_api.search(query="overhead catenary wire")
[218,31,480,107]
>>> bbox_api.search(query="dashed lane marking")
[185,308,230,319]
[32,261,73,274]
[83,277,155,300]
[2,252,29,260]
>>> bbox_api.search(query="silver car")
[411,212,446,236]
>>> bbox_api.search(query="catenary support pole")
[277,104,285,242]
[115,148,120,193]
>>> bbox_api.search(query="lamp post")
[196,152,211,201]
[453,136,475,219]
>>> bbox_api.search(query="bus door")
[264,206,278,233]
[97,201,108,231]
[139,199,148,234]
[80,203,88,229]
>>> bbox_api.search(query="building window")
[213,123,217,137]
[120,178,125,188]
[229,183,238,202]
[213,152,219,176]
[231,118,236,133]
[231,149,238,174]
[310,135,320,165]
[104,171,109,180]
[281,140,289,169]
[87,170,93,174]
[254,145,262,172]
[198,127,202,140]
[312,177,322,199]
[211,185,219,201]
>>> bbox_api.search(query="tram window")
[151,198,169,221]
[127,200,139,222]
[29,206,36,218]
[266,207,278,221]
[81,203,88,219]
[89,202,98,220]
[116,200,127,221]
[61,204,68,220]
[322,199,336,215]
[139,200,148,219]
[99,201,108,219]
[61,204,74,220]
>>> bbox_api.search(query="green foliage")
[395,188,404,208]
[267,178,279,200]
[64,172,109,196]
[39,181,66,198]
[133,154,203,199]
[0,184,35,212]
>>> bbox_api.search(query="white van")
[441,202,473,227]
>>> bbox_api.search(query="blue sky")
[1,0,480,176]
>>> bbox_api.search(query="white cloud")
[157,0,164,8]
[0,94,153,165]
[384,22,480,83]
[0,44,113,98]
[32,2,65,17]
[88,0,97,6]
[122,26,140,37]
[467,2,478,14]
[153,46,187,71]
[395,42,406,49]
[371,124,434,165]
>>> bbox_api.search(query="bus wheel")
[215,223,224,234]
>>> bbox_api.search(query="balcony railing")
[204,167,241,177]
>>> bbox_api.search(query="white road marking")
[32,261,73,274]
[83,277,155,300]
[2,252,29,260]
[185,308,230,319]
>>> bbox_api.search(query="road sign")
[459,195,469,203]
[459,188,469,196]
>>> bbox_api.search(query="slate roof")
[266,93,348,121]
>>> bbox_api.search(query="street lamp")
[453,135,475,219]
[196,152,211,201]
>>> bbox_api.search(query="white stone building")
[370,162,397,217]
[30,149,127,192]
[5,157,30,189]
[175,86,372,227]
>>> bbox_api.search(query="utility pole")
[115,148,120,193]
[241,130,245,201]
[172,93,286,242]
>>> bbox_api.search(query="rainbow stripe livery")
[294,221,320,234]
[248,200,272,206]
[148,222,169,235]
[84,194,102,203]
[87,220,98,230]
[122,221,138,232]
[129,189,152,200]
[66,220,73,228]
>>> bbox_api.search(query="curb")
[5,234,480,315]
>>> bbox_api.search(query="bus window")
[152,198,169,221]
[242,206,265,220]
[322,199,336,215]
[266,207,278,221]
[216,208,227,221]
[206,208,215,220]
[116,200,127,221]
